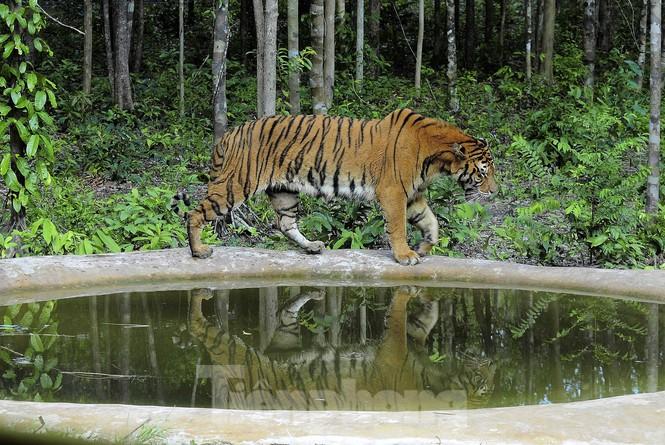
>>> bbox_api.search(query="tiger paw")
[304,241,325,254]
[192,245,213,259]
[416,242,433,257]
[393,249,421,266]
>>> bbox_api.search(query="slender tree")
[541,0,555,82]
[433,0,444,66]
[253,0,265,116]
[83,0,93,94]
[179,0,185,117]
[369,0,380,67]
[464,0,476,68]
[112,0,134,109]
[263,0,278,116]
[324,0,336,107]
[525,0,533,80]
[447,0,459,111]
[485,0,494,63]
[356,0,364,88]
[646,304,660,392]
[131,0,144,72]
[583,0,596,94]
[415,0,424,90]
[102,0,115,98]
[647,0,662,213]
[498,0,507,65]
[213,0,231,145]
[598,0,612,53]
[288,0,301,114]
[336,0,346,25]
[638,0,648,88]
[253,0,278,117]
[311,0,327,114]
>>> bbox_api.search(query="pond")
[0,286,662,411]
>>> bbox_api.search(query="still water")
[0,286,662,411]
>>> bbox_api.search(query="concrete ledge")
[0,247,664,304]
[1,392,664,444]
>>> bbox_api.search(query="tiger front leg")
[379,192,421,266]
[407,195,439,257]
[187,194,231,259]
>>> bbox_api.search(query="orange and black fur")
[175,109,497,265]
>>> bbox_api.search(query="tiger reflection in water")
[188,286,496,410]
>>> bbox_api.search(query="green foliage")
[0,0,56,218]
[0,300,63,401]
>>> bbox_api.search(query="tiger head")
[419,120,498,201]
[449,138,498,202]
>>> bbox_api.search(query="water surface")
[0,286,662,410]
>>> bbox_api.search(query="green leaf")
[33,38,42,52]
[40,135,54,160]
[33,354,44,371]
[3,41,14,59]
[42,219,57,244]
[15,156,29,178]
[39,373,52,389]
[44,357,57,372]
[46,89,56,108]
[18,310,33,328]
[30,333,44,353]
[26,134,39,156]
[588,234,609,247]
[0,103,9,116]
[95,230,121,253]
[0,349,10,365]
[10,90,21,104]
[34,90,46,110]
[0,153,9,175]
[19,61,26,73]
[26,72,36,91]
[5,169,20,192]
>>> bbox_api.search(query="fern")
[510,294,556,339]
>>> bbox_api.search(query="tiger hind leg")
[407,195,439,257]
[187,194,231,259]
[268,191,325,254]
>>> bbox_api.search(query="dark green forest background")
[1,0,664,268]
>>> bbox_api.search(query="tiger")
[189,286,496,410]
[174,109,497,265]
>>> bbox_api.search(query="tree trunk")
[83,0,93,94]
[535,0,544,71]
[253,0,265,117]
[263,0,278,116]
[638,0,648,89]
[415,0,425,90]
[288,0,301,114]
[336,0,346,26]
[356,0,364,87]
[541,0,554,82]
[311,0,327,114]
[141,295,165,404]
[88,297,104,400]
[324,0,336,107]
[485,0,494,64]
[433,0,444,67]
[464,0,475,68]
[127,0,134,49]
[369,0,380,69]
[213,0,230,145]
[179,0,185,117]
[415,0,424,90]
[119,293,131,403]
[498,0,507,65]
[447,0,459,112]
[525,0,532,80]
[647,304,659,392]
[259,287,278,352]
[112,0,134,109]
[648,0,662,213]
[131,0,144,72]
[598,0,612,52]
[102,0,115,98]
[240,0,251,65]
[583,0,596,94]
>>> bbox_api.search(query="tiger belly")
[271,174,376,201]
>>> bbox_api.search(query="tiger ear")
[452,143,465,160]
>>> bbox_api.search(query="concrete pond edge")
[0,247,663,303]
